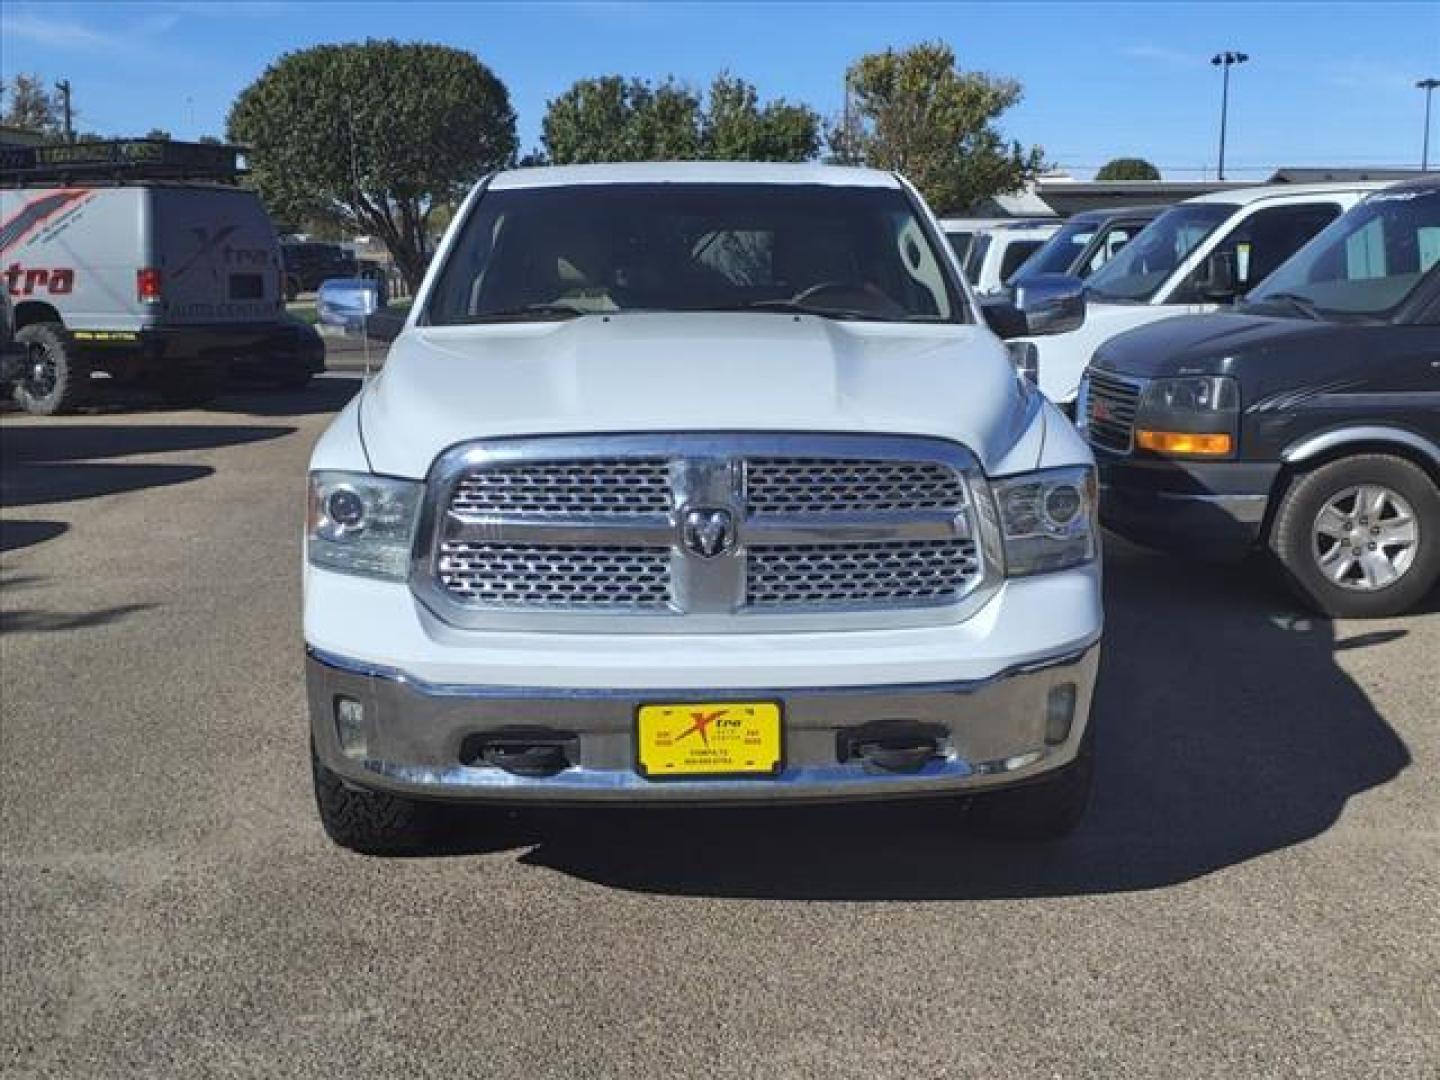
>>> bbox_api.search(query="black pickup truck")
[1080,177,1440,618]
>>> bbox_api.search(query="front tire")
[968,716,1094,842]
[1270,454,1440,618]
[13,323,88,415]
[311,741,437,855]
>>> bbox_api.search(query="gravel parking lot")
[2,376,1436,1078]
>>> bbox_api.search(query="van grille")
[1084,371,1142,453]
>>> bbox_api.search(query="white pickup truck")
[304,163,1103,853]
[1016,182,1383,408]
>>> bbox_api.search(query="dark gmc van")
[1079,178,1440,618]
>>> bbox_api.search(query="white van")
[1016,183,1385,408]
[1,140,323,413]
[961,221,1062,295]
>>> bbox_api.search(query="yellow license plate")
[635,702,783,779]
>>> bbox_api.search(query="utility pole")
[1419,78,1439,171]
[1210,51,1249,181]
[55,79,74,143]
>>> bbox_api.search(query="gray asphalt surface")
[2,376,1436,1078]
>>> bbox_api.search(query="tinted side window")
[1082,225,1137,276]
[1173,202,1342,303]
[1000,240,1044,282]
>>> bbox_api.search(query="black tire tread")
[13,322,87,415]
[311,743,433,855]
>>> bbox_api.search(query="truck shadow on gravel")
[452,538,1413,900]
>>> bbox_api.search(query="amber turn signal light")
[1135,430,1234,456]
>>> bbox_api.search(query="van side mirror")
[980,296,1029,340]
[1014,273,1086,336]
[1198,251,1239,302]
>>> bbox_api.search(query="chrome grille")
[437,542,672,609]
[1084,372,1141,453]
[449,459,671,516]
[747,458,967,514]
[747,539,980,607]
[420,434,1000,630]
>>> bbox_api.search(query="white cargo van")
[1014,183,1384,409]
[0,140,323,414]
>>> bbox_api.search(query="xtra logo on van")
[173,226,272,281]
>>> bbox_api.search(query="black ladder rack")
[0,139,247,187]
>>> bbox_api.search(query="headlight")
[1141,375,1237,413]
[307,470,423,580]
[993,466,1098,576]
[1135,375,1239,457]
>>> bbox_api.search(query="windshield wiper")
[1244,291,1323,320]
[461,303,590,323]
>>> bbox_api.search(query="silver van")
[1,140,322,414]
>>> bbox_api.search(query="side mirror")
[1015,273,1085,336]
[1198,250,1239,302]
[316,277,385,335]
[980,296,1029,340]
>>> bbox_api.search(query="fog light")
[1045,684,1077,745]
[335,696,367,759]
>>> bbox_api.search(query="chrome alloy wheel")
[1311,484,1419,592]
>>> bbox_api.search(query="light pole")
[1211,51,1249,181]
[1419,78,1439,171]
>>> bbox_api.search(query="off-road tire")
[13,323,88,415]
[1270,454,1440,619]
[968,715,1095,842]
[311,740,436,855]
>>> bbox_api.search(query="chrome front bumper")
[307,641,1099,804]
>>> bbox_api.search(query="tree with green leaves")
[702,73,821,162]
[834,42,1045,214]
[227,39,516,289]
[539,73,820,164]
[541,77,700,164]
[1095,157,1161,181]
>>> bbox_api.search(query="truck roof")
[1184,181,1390,206]
[489,162,902,190]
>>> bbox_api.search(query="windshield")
[426,183,965,325]
[1086,203,1235,302]
[1014,219,1098,277]
[1245,187,1440,320]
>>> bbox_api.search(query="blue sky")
[2,1,1437,179]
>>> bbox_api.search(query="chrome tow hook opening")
[462,730,577,778]
[840,721,948,774]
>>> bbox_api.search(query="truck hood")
[1091,311,1339,379]
[358,312,1035,479]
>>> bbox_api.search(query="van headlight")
[1134,375,1239,457]
[992,466,1098,576]
[307,470,423,580]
